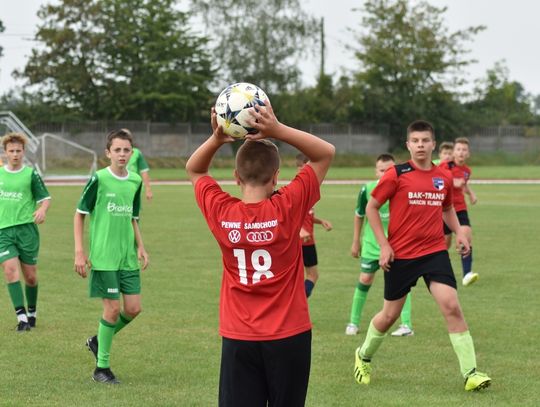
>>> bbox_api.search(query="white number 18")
[233,249,274,285]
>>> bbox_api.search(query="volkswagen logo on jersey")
[432,177,444,191]
[247,231,274,243]
[228,230,241,243]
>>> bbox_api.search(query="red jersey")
[300,208,315,246]
[195,165,320,341]
[439,161,471,212]
[371,161,453,259]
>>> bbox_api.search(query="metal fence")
[29,121,540,158]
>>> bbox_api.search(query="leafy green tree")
[191,0,317,94]
[466,62,536,126]
[348,0,484,145]
[17,0,214,122]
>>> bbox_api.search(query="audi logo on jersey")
[228,230,241,243]
[246,231,274,243]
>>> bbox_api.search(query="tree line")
[1,0,539,147]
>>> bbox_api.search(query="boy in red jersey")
[353,120,490,392]
[296,153,333,298]
[439,137,478,286]
[186,102,334,407]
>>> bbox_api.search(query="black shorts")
[302,244,318,267]
[383,250,456,301]
[443,210,471,235]
[219,330,311,407]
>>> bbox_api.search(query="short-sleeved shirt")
[127,148,149,175]
[355,180,389,259]
[77,167,142,271]
[0,166,50,230]
[300,208,315,246]
[194,165,320,341]
[439,161,471,212]
[371,161,453,259]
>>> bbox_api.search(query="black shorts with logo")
[383,250,456,300]
[443,210,471,235]
[302,244,318,267]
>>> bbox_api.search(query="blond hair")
[454,137,470,146]
[2,132,27,150]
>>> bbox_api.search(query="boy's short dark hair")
[376,153,395,163]
[295,153,309,166]
[407,120,435,139]
[2,132,27,150]
[236,140,280,186]
[438,141,454,152]
[454,137,470,146]
[106,128,134,150]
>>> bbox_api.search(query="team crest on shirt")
[228,229,241,243]
[432,177,444,191]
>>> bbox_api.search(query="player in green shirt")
[0,133,51,332]
[127,142,153,201]
[346,154,413,337]
[74,129,149,384]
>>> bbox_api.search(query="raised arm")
[247,103,335,184]
[185,109,234,186]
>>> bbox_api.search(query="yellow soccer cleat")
[464,370,491,391]
[354,347,371,385]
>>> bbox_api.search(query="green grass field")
[0,181,539,406]
[139,165,540,181]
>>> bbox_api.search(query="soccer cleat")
[462,272,479,287]
[464,369,491,391]
[28,316,36,328]
[86,335,98,361]
[391,324,414,337]
[354,347,371,385]
[92,367,120,384]
[16,321,31,332]
[345,323,359,336]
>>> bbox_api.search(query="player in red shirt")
[439,137,479,286]
[296,153,333,298]
[186,102,334,407]
[353,120,491,392]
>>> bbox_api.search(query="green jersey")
[77,167,142,271]
[355,180,390,260]
[127,148,149,175]
[0,166,50,230]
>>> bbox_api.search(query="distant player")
[296,153,333,298]
[353,120,490,392]
[127,140,153,201]
[432,141,454,165]
[346,154,414,337]
[74,129,149,384]
[439,137,478,286]
[186,102,334,406]
[0,133,51,331]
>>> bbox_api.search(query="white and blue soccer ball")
[215,82,269,139]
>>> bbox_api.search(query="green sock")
[359,319,386,360]
[114,312,134,334]
[400,293,412,328]
[449,331,477,378]
[350,283,371,326]
[25,284,38,314]
[97,318,117,369]
[7,281,25,309]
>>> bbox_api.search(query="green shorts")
[0,223,40,265]
[90,269,141,299]
[360,257,380,273]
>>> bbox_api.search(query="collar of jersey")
[3,165,26,174]
[107,166,130,181]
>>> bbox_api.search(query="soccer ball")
[214,82,269,139]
